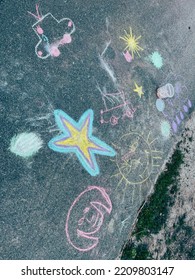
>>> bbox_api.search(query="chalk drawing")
[97,86,137,126]
[157,83,175,99]
[48,109,116,176]
[65,186,112,252]
[133,82,144,98]
[120,27,143,59]
[123,50,133,63]
[160,120,171,139]
[25,94,59,133]
[98,18,120,87]
[156,99,165,112]
[156,74,192,134]
[112,132,162,187]
[148,51,163,69]
[99,40,117,85]
[9,132,43,158]
[28,4,75,59]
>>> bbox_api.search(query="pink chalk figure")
[28,4,75,59]
[156,75,192,133]
[65,186,112,252]
[99,90,136,125]
[123,50,133,63]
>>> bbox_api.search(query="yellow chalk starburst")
[133,82,144,98]
[120,27,143,58]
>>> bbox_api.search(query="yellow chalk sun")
[120,27,143,58]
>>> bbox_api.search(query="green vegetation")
[163,214,194,259]
[133,147,183,239]
[121,145,184,259]
[121,243,152,260]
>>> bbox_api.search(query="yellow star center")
[55,118,100,163]
[127,37,137,50]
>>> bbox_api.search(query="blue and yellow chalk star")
[48,109,116,176]
[133,82,144,98]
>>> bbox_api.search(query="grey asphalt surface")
[0,0,195,259]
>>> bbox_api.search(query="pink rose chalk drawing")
[28,4,76,59]
[65,186,112,252]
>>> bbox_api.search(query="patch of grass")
[121,146,184,260]
[121,243,152,260]
[132,147,184,239]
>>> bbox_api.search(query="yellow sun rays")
[110,131,162,190]
[120,27,144,58]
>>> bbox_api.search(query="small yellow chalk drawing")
[119,27,143,58]
[111,131,162,188]
[133,82,144,98]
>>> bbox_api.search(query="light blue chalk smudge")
[156,99,165,112]
[9,132,43,158]
[161,120,171,138]
[148,51,163,69]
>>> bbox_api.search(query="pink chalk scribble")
[49,45,61,57]
[48,34,72,57]
[28,4,76,59]
[37,50,43,56]
[36,25,43,35]
[27,3,42,20]
[98,88,137,125]
[68,20,73,27]
[60,34,72,45]
[65,186,112,252]
[123,50,133,63]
